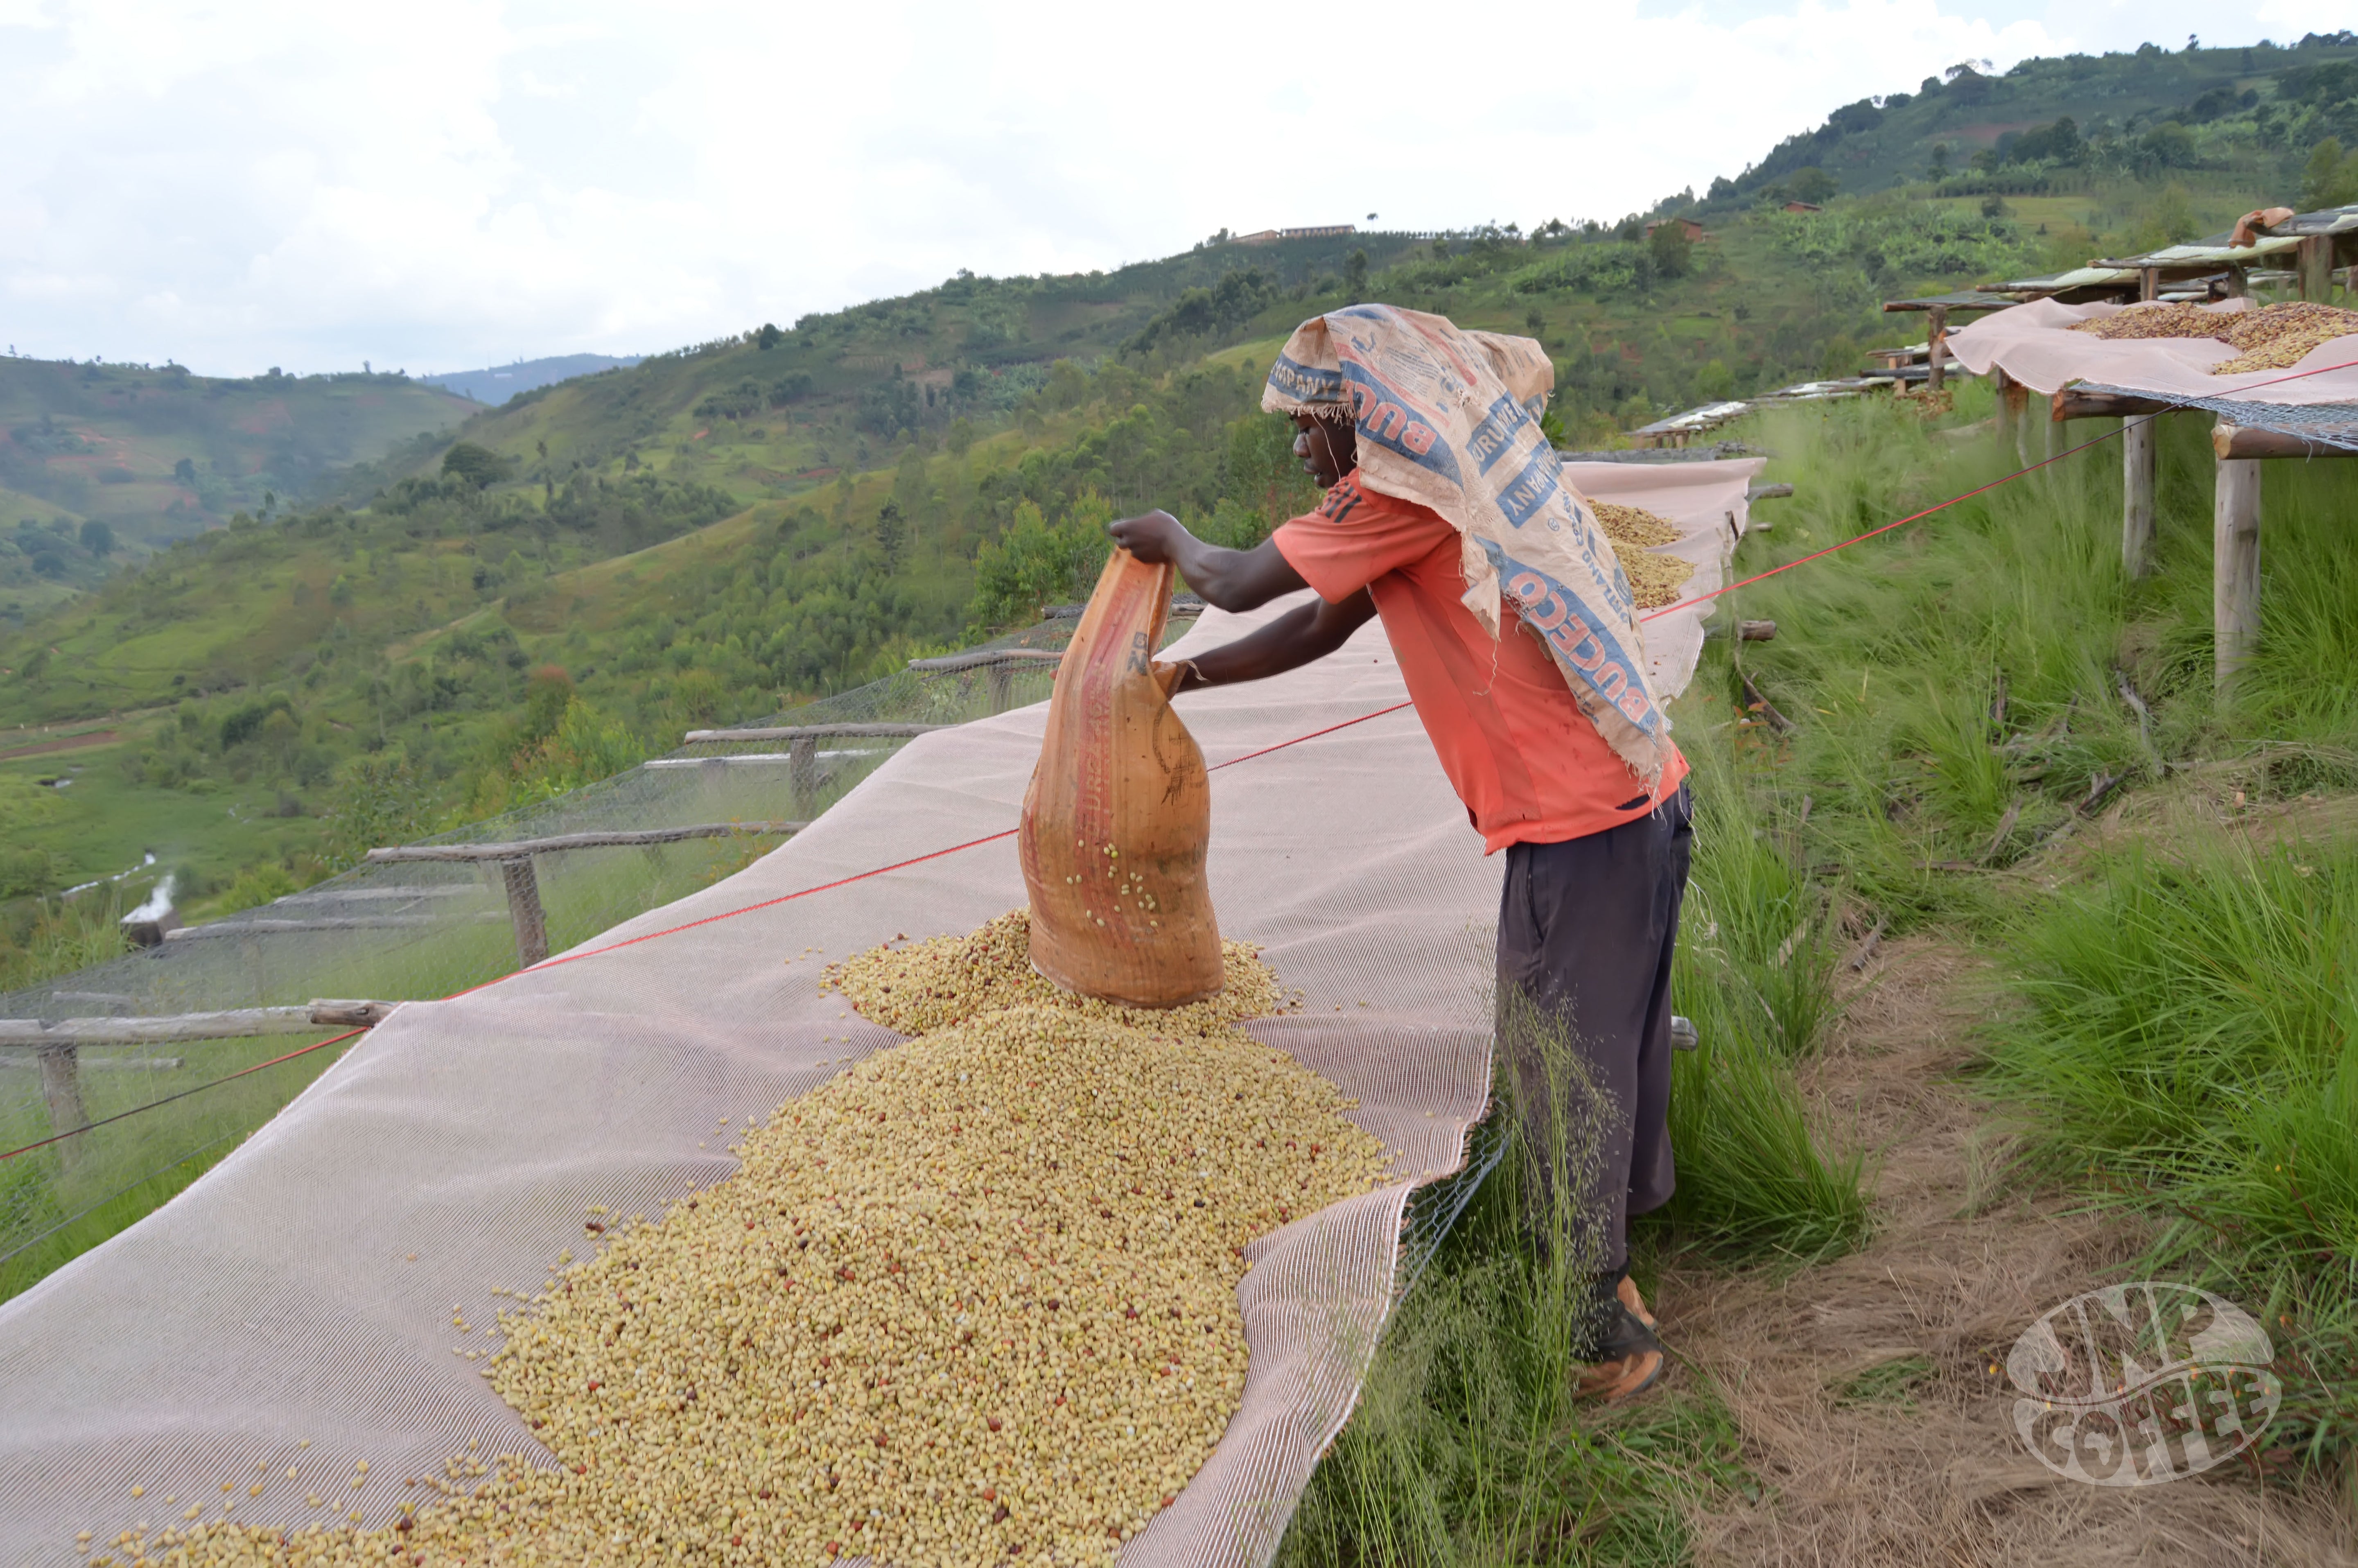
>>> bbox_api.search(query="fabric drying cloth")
[1263,305,1675,790]
[1563,456,1764,702]
[1945,297,2358,413]
[0,603,1498,1568]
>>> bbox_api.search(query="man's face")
[1291,413,1357,489]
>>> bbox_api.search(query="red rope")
[506,697,1420,978]
[21,348,2349,1164]
[0,697,1427,1163]
[1637,350,2358,624]
[0,1030,366,1162]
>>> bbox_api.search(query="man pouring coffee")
[1107,303,1691,1404]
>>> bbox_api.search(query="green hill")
[0,359,475,582]
[1692,34,2358,211]
[0,38,2338,946]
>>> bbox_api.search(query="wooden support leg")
[2122,416,2157,579]
[38,1046,88,1166]
[1993,368,2015,445]
[1926,304,1947,395]
[500,856,550,967]
[2213,456,2263,695]
[987,661,1013,714]
[2008,383,2032,468]
[2300,235,2334,304]
[790,734,817,816]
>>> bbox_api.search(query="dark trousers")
[1495,783,1693,1274]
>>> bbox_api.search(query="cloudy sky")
[1,0,2349,378]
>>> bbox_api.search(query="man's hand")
[1108,510,1188,566]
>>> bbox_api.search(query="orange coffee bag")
[1018,548,1222,1007]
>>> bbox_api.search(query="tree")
[441,442,513,488]
[1928,142,1952,180]
[1787,166,1837,203]
[173,456,197,486]
[2304,138,2358,208]
[756,322,783,350]
[2130,183,2200,251]
[874,500,906,573]
[2141,121,2196,168]
[1647,221,1692,280]
[2009,116,2082,165]
[79,520,114,557]
[1343,249,1369,303]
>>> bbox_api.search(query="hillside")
[1692,33,2358,210]
[421,354,644,406]
[0,358,474,583]
[0,37,2335,940]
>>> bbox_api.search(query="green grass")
[1278,1092,1757,1568]
[1636,724,1869,1265]
[0,1030,360,1301]
[1699,389,2358,1473]
[0,740,324,905]
[1983,836,2358,1460]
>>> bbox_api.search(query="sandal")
[1574,1281,1665,1406]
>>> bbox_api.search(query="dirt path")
[0,728,117,761]
[1659,939,2355,1567]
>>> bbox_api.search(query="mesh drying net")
[0,599,1503,1567]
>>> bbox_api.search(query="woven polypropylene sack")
[1020,548,1221,1007]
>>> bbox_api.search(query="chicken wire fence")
[2076,385,2358,450]
[0,615,1154,1294]
[0,603,1498,1310]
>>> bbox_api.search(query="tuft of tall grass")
[1638,722,1868,1262]
[1279,999,1753,1568]
[1984,835,2358,1455]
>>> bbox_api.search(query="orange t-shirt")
[1274,472,1686,854]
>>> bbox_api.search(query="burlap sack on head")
[1019,547,1223,1007]
[1263,304,1674,787]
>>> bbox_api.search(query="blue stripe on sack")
[1267,352,1346,404]
[1340,362,1460,484]
[1494,446,1562,530]
[1467,394,1525,477]
[1478,539,1661,736]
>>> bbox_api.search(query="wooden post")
[499,857,550,967]
[2123,416,2157,579]
[2223,267,2248,300]
[1993,367,2015,446]
[38,1046,88,1164]
[1925,305,1948,394]
[2299,235,2334,304]
[2140,267,2159,303]
[2007,380,2032,468]
[790,734,817,816]
[2213,454,2263,695]
[987,661,1013,714]
[2213,422,2358,460]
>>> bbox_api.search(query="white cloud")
[0,0,2346,375]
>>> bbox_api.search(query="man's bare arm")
[1105,510,1306,611]
[1165,590,1378,693]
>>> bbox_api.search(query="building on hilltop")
[1232,224,1358,245]
[1782,200,1824,214]
[1643,217,1710,242]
